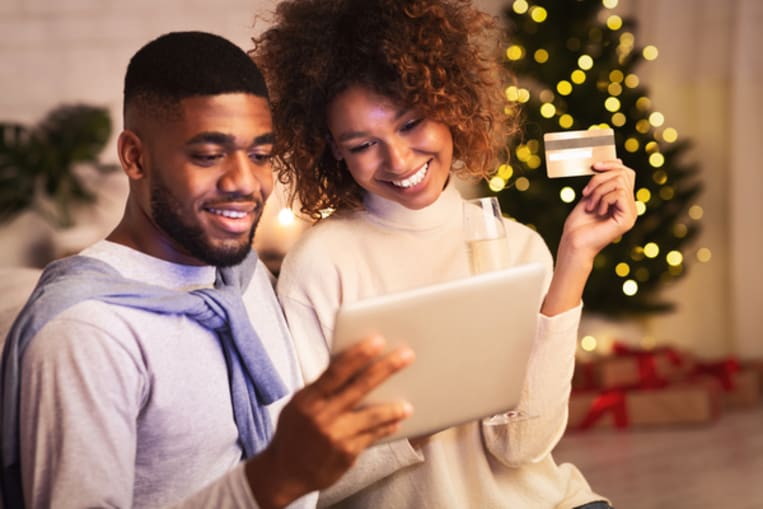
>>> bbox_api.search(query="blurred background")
[1,0,761,507]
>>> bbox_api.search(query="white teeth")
[391,162,429,188]
[208,208,247,219]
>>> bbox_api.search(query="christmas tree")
[488,0,703,315]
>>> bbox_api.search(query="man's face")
[135,93,274,267]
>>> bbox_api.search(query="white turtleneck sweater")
[276,180,606,508]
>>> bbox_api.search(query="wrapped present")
[568,378,722,431]
[690,358,761,409]
[573,342,692,391]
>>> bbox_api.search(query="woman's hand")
[562,159,637,259]
[541,160,637,316]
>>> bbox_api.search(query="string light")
[624,73,640,88]
[529,6,548,23]
[559,114,574,128]
[506,45,525,61]
[689,204,704,220]
[643,242,659,258]
[578,54,594,70]
[662,127,678,142]
[277,207,295,226]
[540,103,556,118]
[666,250,683,266]
[615,262,630,277]
[581,335,598,352]
[604,97,621,112]
[489,176,506,192]
[515,177,530,191]
[648,152,665,168]
[606,15,623,30]
[560,186,576,203]
[512,0,529,14]
[534,49,549,63]
[697,248,712,263]
[557,80,573,95]
[649,112,665,127]
[603,0,619,8]
[643,45,659,60]
[571,70,586,84]
[623,279,638,296]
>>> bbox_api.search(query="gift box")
[573,342,693,392]
[567,378,722,431]
[690,358,761,409]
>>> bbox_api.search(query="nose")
[218,151,272,199]
[384,136,412,174]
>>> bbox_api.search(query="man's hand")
[246,335,414,508]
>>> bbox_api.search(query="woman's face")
[326,85,453,210]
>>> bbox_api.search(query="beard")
[150,172,259,267]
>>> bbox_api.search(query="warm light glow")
[530,6,548,22]
[636,97,652,111]
[578,54,594,70]
[611,112,626,126]
[643,45,659,60]
[644,242,659,258]
[516,145,531,161]
[489,176,506,192]
[517,88,531,102]
[277,207,295,226]
[631,246,645,261]
[649,152,665,167]
[609,70,624,83]
[662,127,678,143]
[645,141,658,153]
[604,97,621,112]
[515,177,530,191]
[557,80,573,95]
[505,86,519,101]
[527,155,542,169]
[559,114,574,128]
[636,188,651,203]
[512,0,529,14]
[652,170,667,185]
[608,82,623,96]
[635,201,646,215]
[624,73,640,88]
[606,15,623,30]
[623,279,639,296]
[603,0,619,8]
[620,32,634,46]
[539,89,555,102]
[506,45,525,61]
[497,164,513,180]
[560,186,576,203]
[689,204,704,220]
[636,119,651,133]
[581,335,598,352]
[666,250,683,266]
[673,223,688,238]
[571,70,586,84]
[697,247,712,263]
[624,137,640,152]
[615,262,630,277]
[649,112,665,127]
[534,48,549,63]
[540,103,556,118]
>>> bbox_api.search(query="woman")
[252,1,634,507]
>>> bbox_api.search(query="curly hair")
[251,0,519,219]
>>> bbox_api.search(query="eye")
[348,140,375,154]
[249,151,273,165]
[190,153,224,166]
[400,118,423,133]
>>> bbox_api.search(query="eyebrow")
[334,106,410,143]
[186,131,274,147]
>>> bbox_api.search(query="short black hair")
[123,31,269,119]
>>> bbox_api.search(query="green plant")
[0,104,118,228]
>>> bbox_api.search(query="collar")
[362,177,464,232]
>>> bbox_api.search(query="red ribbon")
[691,358,740,391]
[575,390,629,430]
[610,341,685,389]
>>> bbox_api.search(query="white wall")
[1,0,759,358]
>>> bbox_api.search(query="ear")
[117,130,146,180]
[326,133,343,161]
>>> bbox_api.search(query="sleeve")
[481,223,581,466]
[276,246,425,505]
[481,304,581,467]
[19,312,265,509]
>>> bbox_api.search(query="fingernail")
[401,401,414,416]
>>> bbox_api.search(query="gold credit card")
[543,128,616,178]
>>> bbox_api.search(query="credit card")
[543,128,616,178]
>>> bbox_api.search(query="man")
[0,31,413,509]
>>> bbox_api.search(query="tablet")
[330,262,545,443]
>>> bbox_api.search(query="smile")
[391,161,429,189]
[206,207,249,219]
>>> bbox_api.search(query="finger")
[584,177,627,212]
[310,335,387,396]
[584,163,634,196]
[324,346,415,414]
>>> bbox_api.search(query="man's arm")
[246,335,414,509]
